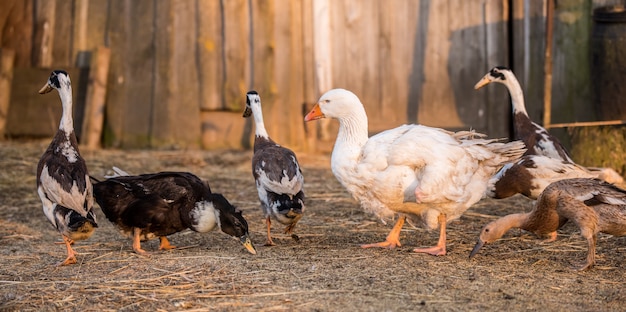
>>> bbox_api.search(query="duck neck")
[503,73,528,116]
[492,213,530,239]
[250,103,269,139]
[58,84,74,136]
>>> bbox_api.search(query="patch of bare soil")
[0,140,624,311]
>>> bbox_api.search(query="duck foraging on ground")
[92,170,256,255]
[304,89,525,255]
[243,91,305,246]
[36,70,98,265]
[471,178,626,270]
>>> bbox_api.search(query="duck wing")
[37,149,92,217]
[252,142,304,196]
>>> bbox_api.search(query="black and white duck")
[92,170,256,255]
[471,178,626,270]
[36,70,98,265]
[476,66,623,192]
[475,66,574,162]
[243,91,305,246]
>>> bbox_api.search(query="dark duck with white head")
[471,178,626,270]
[474,66,573,162]
[36,70,98,265]
[243,91,305,246]
[92,171,256,255]
[476,66,623,199]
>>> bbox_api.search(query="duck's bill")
[242,106,252,118]
[473,76,491,90]
[304,103,324,121]
[240,235,257,255]
[469,239,485,258]
[39,83,53,94]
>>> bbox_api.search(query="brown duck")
[471,178,626,270]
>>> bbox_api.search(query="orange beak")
[304,103,325,121]
[474,76,492,90]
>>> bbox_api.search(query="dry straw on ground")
[0,140,624,311]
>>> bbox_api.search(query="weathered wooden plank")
[311,0,334,145]
[32,0,55,68]
[81,46,110,149]
[273,0,306,150]
[551,0,594,124]
[6,68,82,137]
[483,1,510,138]
[85,0,109,50]
[417,0,463,129]
[201,111,248,150]
[151,0,201,148]
[222,0,250,111]
[52,0,74,67]
[197,0,224,111]
[2,0,33,67]
[0,49,15,139]
[512,0,546,130]
[73,0,90,57]
[302,0,318,152]
[331,0,380,129]
[105,0,155,148]
[378,0,419,128]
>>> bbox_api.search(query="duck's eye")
[485,229,490,233]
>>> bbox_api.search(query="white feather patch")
[55,140,79,163]
[190,201,219,232]
[39,164,89,216]
[255,167,303,195]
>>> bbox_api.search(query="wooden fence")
[0,0,622,151]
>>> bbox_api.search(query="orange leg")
[158,236,176,250]
[284,223,296,234]
[413,213,447,256]
[542,231,558,243]
[361,215,405,249]
[132,228,149,256]
[58,235,78,266]
[265,217,276,246]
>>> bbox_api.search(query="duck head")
[39,70,71,94]
[243,90,260,118]
[469,215,517,258]
[474,66,511,90]
[209,193,257,255]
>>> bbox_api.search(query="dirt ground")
[0,140,625,311]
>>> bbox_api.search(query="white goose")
[244,91,305,246]
[304,89,526,255]
[36,70,97,265]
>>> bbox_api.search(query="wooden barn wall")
[0,0,618,151]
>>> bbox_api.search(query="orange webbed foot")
[362,215,405,249]
[361,239,401,249]
[158,237,177,250]
[413,245,446,256]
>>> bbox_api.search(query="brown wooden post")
[0,49,15,139]
[81,46,111,150]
